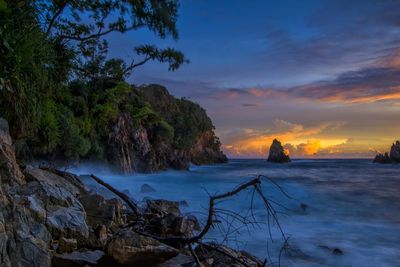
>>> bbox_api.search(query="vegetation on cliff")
[0,0,226,171]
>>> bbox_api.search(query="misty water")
[71,159,400,267]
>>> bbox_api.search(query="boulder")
[140,183,156,193]
[19,168,89,240]
[389,141,400,162]
[143,200,200,240]
[52,250,106,267]
[106,228,179,266]
[267,139,291,163]
[78,194,124,228]
[195,243,263,267]
[58,237,78,253]
[373,152,391,163]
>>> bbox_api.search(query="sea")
[71,159,400,267]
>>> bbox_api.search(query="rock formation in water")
[373,141,400,163]
[0,117,260,267]
[267,138,291,163]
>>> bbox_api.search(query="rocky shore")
[0,118,261,267]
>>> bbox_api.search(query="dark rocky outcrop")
[267,139,291,163]
[373,140,400,164]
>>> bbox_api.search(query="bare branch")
[89,174,140,217]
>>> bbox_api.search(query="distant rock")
[373,140,400,164]
[267,139,291,163]
[373,152,391,163]
[390,141,400,162]
[140,183,156,193]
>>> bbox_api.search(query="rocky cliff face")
[267,139,291,163]
[106,84,227,173]
[373,141,400,164]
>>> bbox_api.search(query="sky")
[107,0,400,158]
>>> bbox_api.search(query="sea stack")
[373,140,400,164]
[267,139,291,163]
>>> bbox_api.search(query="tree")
[37,0,188,75]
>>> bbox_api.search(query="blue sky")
[106,0,400,158]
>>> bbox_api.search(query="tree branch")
[89,174,140,217]
[45,1,70,36]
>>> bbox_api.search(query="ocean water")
[71,159,400,267]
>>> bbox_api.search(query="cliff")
[373,141,400,164]
[11,83,227,173]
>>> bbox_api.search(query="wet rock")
[390,141,400,162]
[374,140,400,164]
[18,168,89,240]
[58,237,77,253]
[373,152,391,163]
[52,250,105,267]
[195,243,263,267]
[267,139,291,163]
[300,203,308,211]
[332,248,343,255]
[189,130,228,165]
[179,200,189,207]
[140,183,156,193]
[79,194,124,228]
[106,228,179,266]
[159,253,194,267]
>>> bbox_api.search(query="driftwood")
[89,174,141,216]
[86,173,288,266]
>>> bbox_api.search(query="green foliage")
[0,0,221,164]
[171,99,214,149]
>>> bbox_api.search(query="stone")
[79,193,124,228]
[267,139,291,163]
[373,152,391,163]
[159,253,195,267]
[52,250,105,267]
[58,237,78,253]
[333,248,343,255]
[140,183,156,193]
[15,169,89,240]
[106,228,179,266]
[389,141,400,162]
[195,243,263,267]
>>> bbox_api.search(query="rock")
[373,140,400,164]
[58,237,78,253]
[19,168,89,240]
[189,130,228,165]
[300,203,308,211]
[179,200,189,207]
[373,152,391,163]
[195,243,263,267]
[267,139,291,163]
[0,118,25,186]
[332,248,343,255]
[144,200,200,238]
[106,228,179,266]
[159,253,194,267]
[52,250,105,267]
[140,183,157,193]
[107,114,157,173]
[78,194,124,228]
[390,141,400,162]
